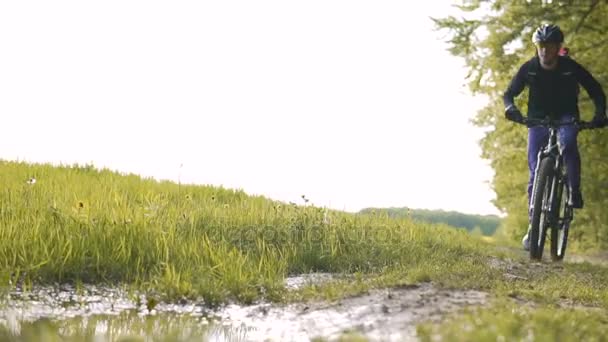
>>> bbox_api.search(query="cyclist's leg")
[558,116,582,208]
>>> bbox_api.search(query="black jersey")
[503,56,606,119]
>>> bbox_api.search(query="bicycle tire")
[530,157,555,261]
[551,181,570,261]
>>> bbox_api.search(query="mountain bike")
[516,117,595,261]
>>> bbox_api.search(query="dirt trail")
[565,252,608,266]
[217,283,488,341]
[498,244,608,267]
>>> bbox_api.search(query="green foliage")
[359,207,502,236]
[434,1,608,249]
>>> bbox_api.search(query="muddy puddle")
[0,275,488,341]
[216,283,487,341]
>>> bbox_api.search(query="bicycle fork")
[546,161,562,227]
[529,150,547,219]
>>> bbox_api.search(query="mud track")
[218,283,488,341]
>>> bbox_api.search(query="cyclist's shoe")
[522,225,531,251]
[569,190,584,209]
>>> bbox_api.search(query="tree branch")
[573,0,599,34]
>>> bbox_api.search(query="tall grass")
[0,160,494,304]
[417,300,608,342]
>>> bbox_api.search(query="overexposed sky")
[0,1,499,215]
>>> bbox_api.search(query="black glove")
[591,114,608,128]
[505,106,524,123]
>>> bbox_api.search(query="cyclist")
[502,24,607,250]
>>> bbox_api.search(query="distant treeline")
[359,207,502,236]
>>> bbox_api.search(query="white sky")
[0,1,499,216]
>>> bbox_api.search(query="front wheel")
[529,157,555,261]
[551,181,570,261]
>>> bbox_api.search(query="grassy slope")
[0,160,495,304]
[2,160,608,339]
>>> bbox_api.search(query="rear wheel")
[530,157,555,261]
[551,181,570,261]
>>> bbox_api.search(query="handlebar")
[512,117,597,130]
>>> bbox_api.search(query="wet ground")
[0,275,489,341]
[3,250,607,341]
[217,283,487,341]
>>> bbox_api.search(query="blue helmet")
[532,24,564,44]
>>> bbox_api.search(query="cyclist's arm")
[574,61,607,116]
[503,62,529,111]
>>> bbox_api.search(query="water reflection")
[0,275,338,341]
[1,311,251,341]
[0,275,487,341]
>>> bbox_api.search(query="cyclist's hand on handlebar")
[505,106,524,124]
[591,114,608,128]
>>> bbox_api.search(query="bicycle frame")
[510,116,598,261]
[529,127,570,225]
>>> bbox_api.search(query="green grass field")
[2,159,608,340]
[0,159,499,305]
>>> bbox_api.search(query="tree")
[433,0,608,250]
